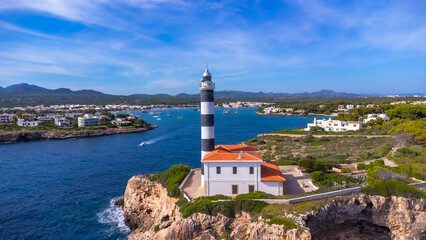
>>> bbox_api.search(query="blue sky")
[0,0,425,95]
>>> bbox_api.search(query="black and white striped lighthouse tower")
[199,66,215,185]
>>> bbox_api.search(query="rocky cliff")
[120,176,299,240]
[121,176,425,240]
[0,126,156,142]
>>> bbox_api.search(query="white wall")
[204,161,261,195]
[258,181,283,195]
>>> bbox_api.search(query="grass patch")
[146,164,191,198]
[267,217,297,231]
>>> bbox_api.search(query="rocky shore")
[0,125,157,142]
[118,176,426,240]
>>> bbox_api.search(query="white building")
[54,117,70,127]
[77,114,100,127]
[17,119,39,127]
[346,105,354,110]
[305,118,362,132]
[0,113,13,124]
[202,145,286,196]
[363,114,390,124]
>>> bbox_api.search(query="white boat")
[153,115,159,118]
[157,118,162,120]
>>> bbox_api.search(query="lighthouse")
[199,66,215,185]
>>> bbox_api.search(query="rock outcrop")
[300,195,425,240]
[121,176,292,240]
[0,126,156,142]
[122,176,425,240]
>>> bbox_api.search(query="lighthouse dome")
[203,68,211,77]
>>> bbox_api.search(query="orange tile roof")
[215,144,259,152]
[261,161,286,182]
[203,150,262,161]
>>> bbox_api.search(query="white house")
[0,113,13,124]
[17,119,39,127]
[77,114,100,127]
[202,145,286,196]
[305,118,362,132]
[54,117,70,127]
[363,114,390,124]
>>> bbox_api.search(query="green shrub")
[310,171,325,182]
[180,197,268,218]
[314,161,333,171]
[341,168,351,173]
[154,224,160,233]
[397,147,420,156]
[146,164,191,198]
[267,217,297,230]
[235,191,276,200]
[362,180,425,199]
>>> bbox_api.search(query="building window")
[233,167,237,174]
[249,185,255,193]
[216,166,221,174]
[249,167,254,174]
[232,185,238,194]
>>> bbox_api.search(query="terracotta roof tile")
[215,144,259,152]
[203,150,262,161]
[261,161,286,182]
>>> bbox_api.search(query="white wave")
[139,135,165,146]
[97,197,130,236]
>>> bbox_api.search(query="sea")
[0,108,317,240]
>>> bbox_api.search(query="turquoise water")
[0,108,317,239]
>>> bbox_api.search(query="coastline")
[0,125,158,142]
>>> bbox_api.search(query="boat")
[166,114,171,117]
[177,116,184,119]
[156,118,162,120]
[153,115,159,118]
[148,112,155,116]
[223,109,230,114]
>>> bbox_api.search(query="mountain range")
[0,83,423,107]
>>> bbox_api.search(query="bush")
[276,159,298,166]
[181,197,268,218]
[314,161,333,171]
[235,191,276,200]
[154,224,160,233]
[317,137,330,142]
[146,164,191,198]
[267,217,297,230]
[310,171,325,182]
[397,147,420,157]
[341,168,351,173]
[302,133,315,143]
[362,180,425,199]
[298,156,317,172]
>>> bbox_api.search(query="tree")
[116,113,130,119]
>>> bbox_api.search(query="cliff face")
[299,195,426,240]
[122,176,425,240]
[0,126,156,142]
[122,176,297,240]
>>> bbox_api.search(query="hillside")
[0,83,414,107]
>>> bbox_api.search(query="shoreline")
[0,125,158,143]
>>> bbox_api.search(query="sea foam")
[97,197,130,237]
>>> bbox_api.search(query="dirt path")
[259,133,390,139]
